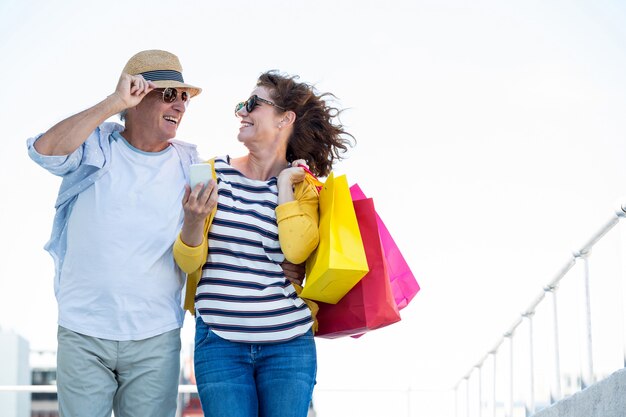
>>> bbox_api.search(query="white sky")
[2,1,626,416]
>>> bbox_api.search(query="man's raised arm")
[34,73,155,156]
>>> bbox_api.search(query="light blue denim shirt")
[26,121,199,296]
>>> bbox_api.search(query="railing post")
[503,329,514,417]
[455,383,460,417]
[574,251,594,389]
[477,365,482,417]
[623,234,626,369]
[618,207,626,368]
[466,376,470,417]
[622,232,626,369]
[406,388,411,417]
[503,332,513,417]
[490,352,496,417]
[523,312,535,415]
[545,284,562,403]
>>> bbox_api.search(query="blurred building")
[30,350,58,417]
[0,329,30,417]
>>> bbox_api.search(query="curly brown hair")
[256,70,355,177]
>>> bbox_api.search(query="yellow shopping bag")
[301,172,369,304]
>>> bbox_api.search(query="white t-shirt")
[59,132,186,340]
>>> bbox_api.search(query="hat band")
[140,70,184,83]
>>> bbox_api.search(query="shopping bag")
[350,184,420,310]
[301,172,369,304]
[315,197,401,338]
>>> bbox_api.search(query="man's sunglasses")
[234,95,285,115]
[151,88,190,104]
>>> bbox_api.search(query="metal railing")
[454,203,626,417]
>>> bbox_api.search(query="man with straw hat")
[26,50,206,417]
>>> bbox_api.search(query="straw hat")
[122,50,202,97]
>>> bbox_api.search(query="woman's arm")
[276,180,320,264]
[174,172,218,273]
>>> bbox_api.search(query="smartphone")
[189,163,212,189]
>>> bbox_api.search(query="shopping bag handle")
[298,163,323,192]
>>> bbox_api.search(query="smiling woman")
[173,70,356,417]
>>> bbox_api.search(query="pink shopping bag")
[315,198,401,338]
[349,184,420,310]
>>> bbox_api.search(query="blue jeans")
[194,317,317,417]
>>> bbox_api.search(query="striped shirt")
[196,157,313,343]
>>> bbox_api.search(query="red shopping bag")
[350,184,420,310]
[315,198,401,338]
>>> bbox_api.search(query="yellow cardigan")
[173,161,321,316]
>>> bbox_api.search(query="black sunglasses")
[234,95,285,115]
[152,88,190,104]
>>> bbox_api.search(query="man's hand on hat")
[109,73,157,111]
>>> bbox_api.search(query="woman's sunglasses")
[234,95,285,115]
[152,88,190,104]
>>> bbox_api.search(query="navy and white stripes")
[195,157,313,343]
[140,70,185,83]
